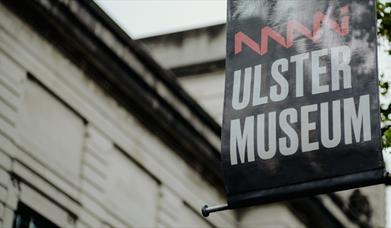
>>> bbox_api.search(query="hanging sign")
[221,0,384,209]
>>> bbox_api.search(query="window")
[13,203,59,228]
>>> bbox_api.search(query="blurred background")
[0,0,390,227]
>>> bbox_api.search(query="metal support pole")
[201,204,230,217]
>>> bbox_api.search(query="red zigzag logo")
[234,5,349,56]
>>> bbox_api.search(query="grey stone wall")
[0,4,236,227]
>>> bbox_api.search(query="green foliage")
[383,128,391,147]
[378,2,391,53]
[378,1,391,147]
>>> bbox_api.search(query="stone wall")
[0,4,236,227]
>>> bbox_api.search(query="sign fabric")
[222,0,384,207]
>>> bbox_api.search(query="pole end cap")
[201,205,210,217]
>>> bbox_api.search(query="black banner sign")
[222,0,384,208]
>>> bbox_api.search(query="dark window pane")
[13,203,59,228]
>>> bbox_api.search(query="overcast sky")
[95,0,226,39]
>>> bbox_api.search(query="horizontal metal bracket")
[201,204,230,217]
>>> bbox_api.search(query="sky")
[95,0,391,226]
[95,0,226,39]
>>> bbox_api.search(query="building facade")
[0,0,385,227]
